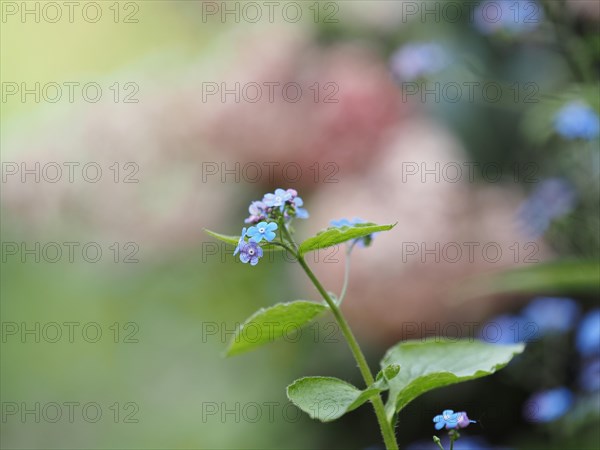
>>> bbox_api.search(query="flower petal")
[296,208,309,219]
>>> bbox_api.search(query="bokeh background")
[1,1,599,449]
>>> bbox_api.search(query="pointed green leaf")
[381,338,525,423]
[287,376,385,422]
[298,222,396,256]
[204,229,239,246]
[226,301,327,356]
[204,229,285,251]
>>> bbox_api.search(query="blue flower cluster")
[482,300,600,423]
[433,409,475,431]
[523,387,573,423]
[245,188,308,225]
[577,309,600,357]
[522,297,581,334]
[576,309,600,393]
[481,297,581,344]
[517,178,577,238]
[234,189,308,266]
[554,101,600,140]
[389,42,449,81]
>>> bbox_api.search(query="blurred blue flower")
[246,221,278,243]
[554,101,600,140]
[523,387,573,423]
[233,227,247,256]
[331,217,374,247]
[474,0,543,35]
[516,178,577,238]
[433,410,475,430]
[480,314,536,344]
[263,188,292,211]
[238,241,263,266]
[521,297,581,334]
[293,196,309,219]
[577,309,600,357]
[579,358,600,392]
[330,218,353,228]
[390,42,449,81]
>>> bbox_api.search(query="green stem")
[296,255,399,450]
[269,241,295,253]
[279,219,298,252]
[449,430,460,450]
[433,436,445,450]
[337,242,356,305]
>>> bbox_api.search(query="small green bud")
[384,364,400,380]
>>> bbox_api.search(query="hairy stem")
[296,255,399,450]
[433,436,445,450]
[279,219,298,251]
[338,242,356,304]
[449,430,459,450]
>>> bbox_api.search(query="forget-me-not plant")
[206,189,524,449]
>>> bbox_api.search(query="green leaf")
[298,222,396,256]
[204,229,285,251]
[381,338,524,423]
[204,229,239,246]
[226,301,327,356]
[287,376,384,422]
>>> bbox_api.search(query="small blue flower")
[245,201,268,224]
[292,196,309,219]
[433,410,475,430]
[249,201,265,216]
[479,314,536,344]
[263,188,292,211]
[577,309,600,357]
[474,0,543,35]
[390,42,449,81]
[247,221,278,243]
[554,101,600,140]
[296,208,309,219]
[521,297,581,335]
[330,218,353,228]
[239,241,263,266]
[523,387,573,423]
[233,227,247,256]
